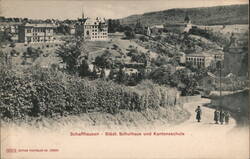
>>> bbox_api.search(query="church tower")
[82,9,85,19]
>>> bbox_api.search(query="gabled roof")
[84,17,107,25]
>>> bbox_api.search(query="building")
[146,27,151,36]
[185,49,224,68]
[150,24,164,34]
[18,23,56,43]
[0,22,21,34]
[176,52,186,64]
[75,15,108,41]
[186,53,214,68]
[69,24,76,35]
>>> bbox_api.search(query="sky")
[0,0,248,20]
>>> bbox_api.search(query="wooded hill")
[120,4,248,26]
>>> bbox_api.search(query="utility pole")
[219,61,222,106]
[216,61,222,106]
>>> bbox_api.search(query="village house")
[69,24,76,35]
[150,24,164,35]
[75,13,108,41]
[18,23,56,43]
[0,22,21,34]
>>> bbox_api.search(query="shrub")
[0,68,180,120]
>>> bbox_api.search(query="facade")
[186,53,214,68]
[185,50,224,68]
[18,23,56,43]
[75,17,108,41]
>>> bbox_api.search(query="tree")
[124,30,135,39]
[94,50,113,69]
[100,68,106,79]
[78,59,90,77]
[116,66,125,83]
[56,38,88,75]
[170,68,198,96]
[149,65,174,85]
[26,47,42,62]
[92,65,98,79]
[0,30,12,45]
[108,68,115,80]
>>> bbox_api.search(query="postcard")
[0,0,249,158]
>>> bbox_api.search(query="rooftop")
[23,23,56,28]
[84,17,107,25]
[0,22,22,26]
[187,50,224,57]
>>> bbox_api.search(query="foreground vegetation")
[0,65,184,122]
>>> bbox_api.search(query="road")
[1,98,249,159]
[174,98,236,130]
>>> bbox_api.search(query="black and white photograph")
[0,0,249,158]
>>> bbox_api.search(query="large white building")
[18,23,56,43]
[75,14,108,41]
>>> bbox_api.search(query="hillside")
[120,4,248,26]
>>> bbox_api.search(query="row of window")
[91,36,108,39]
[26,28,53,33]
[187,57,205,61]
[85,25,107,29]
[26,36,53,42]
[191,61,205,66]
[92,32,107,35]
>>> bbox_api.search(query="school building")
[18,23,56,43]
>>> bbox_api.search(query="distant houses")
[0,22,21,34]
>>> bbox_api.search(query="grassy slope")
[120,4,248,26]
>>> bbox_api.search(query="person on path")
[195,106,202,122]
[219,108,225,125]
[214,108,220,124]
[224,111,230,124]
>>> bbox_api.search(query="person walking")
[219,108,225,125]
[195,106,202,122]
[214,108,220,124]
[224,111,230,124]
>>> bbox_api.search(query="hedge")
[0,68,179,120]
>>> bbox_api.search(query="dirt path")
[174,98,236,131]
[1,98,249,159]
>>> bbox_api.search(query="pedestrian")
[214,108,220,124]
[224,111,230,124]
[195,106,202,122]
[219,108,225,125]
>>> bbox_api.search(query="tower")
[81,9,84,19]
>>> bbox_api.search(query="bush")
[0,68,180,120]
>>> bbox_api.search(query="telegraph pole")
[217,61,222,106]
[219,61,222,106]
